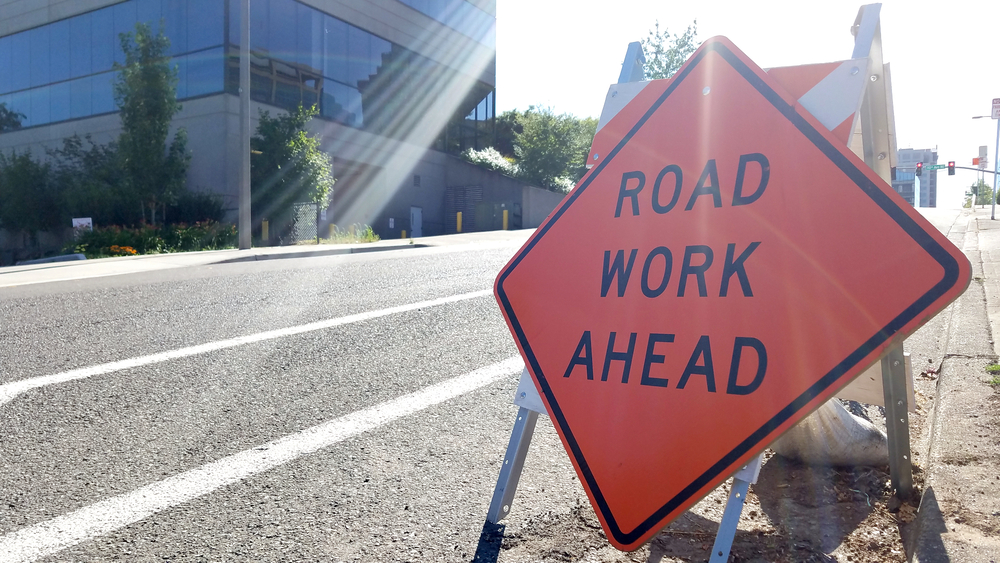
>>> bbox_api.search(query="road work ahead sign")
[494,37,970,551]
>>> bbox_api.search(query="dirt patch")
[938,499,1000,537]
[938,454,985,466]
[492,453,917,563]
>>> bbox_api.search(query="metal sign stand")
[486,368,763,559]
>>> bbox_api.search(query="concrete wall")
[0,94,237,208]
[522,184,566,228]
[0,108,121,158]
[440,157,566,229]
[339,152,565,240]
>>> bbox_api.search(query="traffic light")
[948,161,955,175]
[916,162,923,176]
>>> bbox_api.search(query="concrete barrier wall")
[443,156,526,196]
[442,156,568,232]
[521,185,567,229]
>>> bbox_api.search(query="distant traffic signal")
[948,161,955,175]
[916,162,923,176]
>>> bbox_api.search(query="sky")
[495,0,999,208]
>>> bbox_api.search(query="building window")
[438,87,494,153]
[0,0,226,129]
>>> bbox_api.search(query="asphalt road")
[0,233,586,562]
[0,208,970,563]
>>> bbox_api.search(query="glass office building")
[0,0,495,146]
[893,148,937,207]
[0,0,500,236]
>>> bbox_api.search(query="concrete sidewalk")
[0,230,535,289]
[0,239,422,288]
[909,206,1000,562]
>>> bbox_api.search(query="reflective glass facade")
[225,0,494,146]
[0,0,494,154]
[396,0,495,47]
[442,88,493,153]
[0,0,226,128]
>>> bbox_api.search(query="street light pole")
[994,118,999,221]
[974,114,1000,220]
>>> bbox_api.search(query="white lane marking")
[0,356,522,563]
[0,271,147,289]
[0,290,491,407]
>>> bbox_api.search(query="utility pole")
[238,0,251,249]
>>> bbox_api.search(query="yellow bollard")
[503,209,509,230]
[349,224,355,238]
[402,230,407,239]
[457,211,463,233]
[262,220,269,241]
[329,224,335,240]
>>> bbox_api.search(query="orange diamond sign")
[494,37,970,551]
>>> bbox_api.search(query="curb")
[14,253,87,266]
[214,243,426,264]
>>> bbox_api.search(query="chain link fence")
[290,202,319,244]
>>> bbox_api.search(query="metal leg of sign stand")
[853,3,913,501]
[881,344,913,498]
[486,406,539,523]
[486,368,547,524]
[709,453,764,563]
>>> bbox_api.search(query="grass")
[296,224,380,245]
[986,364,1000,387]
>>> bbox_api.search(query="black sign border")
[495,39,963,548]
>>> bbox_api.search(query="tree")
[114,22,189,226]
[966,179,994,208]
[0,151,60,242]
[513,106,597,192]
[48,135,138,227]
[493,109,521,158]
[251,105,335,239]
[641,20,700,80]
[0,103,24,132]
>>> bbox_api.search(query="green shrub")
[167,191,224,225]
[67,221,237,258]
[461,147,520,177]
